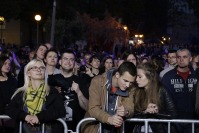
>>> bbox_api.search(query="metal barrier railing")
[126,118,199,133]
[0,115,68,133]
[76,117,199,133]
[76,117,96,133]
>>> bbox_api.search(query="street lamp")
[123,25,129,47]
[34,15,41,44]
[134,34,144,45]
[123,26,128,31]
[0,16,5,44]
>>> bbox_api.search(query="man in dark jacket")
[161,48,198,133]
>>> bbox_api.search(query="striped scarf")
[25,83,46,115]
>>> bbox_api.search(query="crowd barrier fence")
[0,115,68,133]
[76,117,199,133]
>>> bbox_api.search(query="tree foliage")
[2,0,192,46]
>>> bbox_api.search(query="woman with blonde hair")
[6,59,66,133]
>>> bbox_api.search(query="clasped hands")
[25,115,39,126]
[144,103,159,114]
[108,105,128,127]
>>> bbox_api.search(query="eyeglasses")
[29,66,45,71]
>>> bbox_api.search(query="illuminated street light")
[139,34,143,38]
[134,34,144,45]
[123,26,128,31]
[35,15,41,44]
[0,16,5,44]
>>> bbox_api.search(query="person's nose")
[126,82,130,87]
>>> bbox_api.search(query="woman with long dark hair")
[132,62,177,133]
[99,56,114,74]
[0,56,17,132]
[0,56,17,114]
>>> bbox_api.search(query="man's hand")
[55,86,61,93]
[116,105,128,117]
[71,81,80,94]
[108,115,123,127]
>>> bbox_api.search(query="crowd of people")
[0,42,199,133]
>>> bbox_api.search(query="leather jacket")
[132,87,177,133]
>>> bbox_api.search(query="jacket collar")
[105,68,128,97]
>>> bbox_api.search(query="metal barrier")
[0,115,68,133]
[76,117,96,133]
[76,117,199,133]
[126,118,199,133]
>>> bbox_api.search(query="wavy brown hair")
[134,62,161,112]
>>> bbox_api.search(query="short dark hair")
[121,50,137,61]
[117,61,137,76]
[89,54,101,63]
[168,49,177,54]
[60,49,76,59]
[44,49,59,59]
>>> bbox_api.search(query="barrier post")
[0,115,68,133]
[76,117,96,133]
[168,122,170,133]
[192,123,195,133]
[144,120,148,133]
[19,121,22,133]
[57,118,68,133]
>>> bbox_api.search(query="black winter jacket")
[5,88,66,133]
[132,87,177,133]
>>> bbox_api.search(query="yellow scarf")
[25,83,46,115]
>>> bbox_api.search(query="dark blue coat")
[161,66,198,119]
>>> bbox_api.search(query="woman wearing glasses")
[6,59,66,133]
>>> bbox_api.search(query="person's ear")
[189,57,192,62]
[59,59,62,66]
[115,72,120,78]
[27,70,31,77]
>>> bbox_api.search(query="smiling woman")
[6,59,66,133]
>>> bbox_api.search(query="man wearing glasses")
[159,50,177,79]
